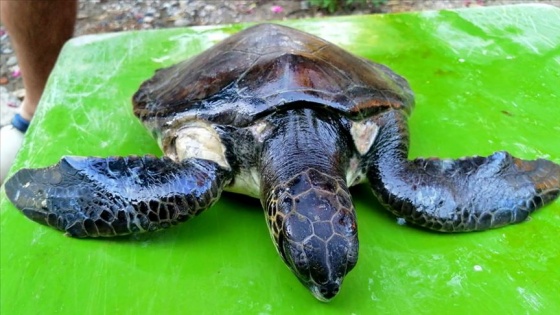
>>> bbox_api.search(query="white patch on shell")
[173,121,230,169]
[224,167,261,198]
[350,119,379,155]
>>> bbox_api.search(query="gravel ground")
[1,0,559,126]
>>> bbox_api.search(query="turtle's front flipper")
[365,110,560,232]
[4,156,232,237]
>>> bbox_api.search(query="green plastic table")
[1,4,559,314]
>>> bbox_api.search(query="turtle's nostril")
[311,282,342,302]
[319,283,340,300]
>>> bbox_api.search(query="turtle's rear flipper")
[366,110,560,232]
[4,156,232,237]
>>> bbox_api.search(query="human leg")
[0,0,77,183]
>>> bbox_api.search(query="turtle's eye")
[281,237,310,281]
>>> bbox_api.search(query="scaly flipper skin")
[4,156,232,237]
[366,110,560,232]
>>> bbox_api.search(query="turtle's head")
[263,168,359,302]
[259,108,358,301]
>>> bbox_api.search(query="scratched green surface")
[1,4,559,314]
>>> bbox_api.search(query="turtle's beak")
[310,280,341,302]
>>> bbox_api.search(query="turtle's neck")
[259,108,351,189]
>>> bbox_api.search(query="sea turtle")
[5,24,560,302]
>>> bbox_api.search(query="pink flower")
[7,101,19,108]
[271,5,283,14]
